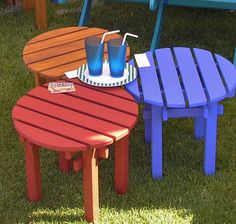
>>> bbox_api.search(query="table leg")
[35,0,47,30]
[22,0,34,11]
[204,103,218,175]
[115,135,129,194]
[58,152,72,173]
[151,105,163,179]
[24,141,42,201]
[194,116,205,140]
[82,149,99,222]
[143,103,151,144]
[34,74,46,87]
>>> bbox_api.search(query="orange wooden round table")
[23,27,130,86]
[12,79,138,222]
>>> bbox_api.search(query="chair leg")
[150,2,165,52]
[151,105,163,179]
[115,135,129,194]
[204,103,218,175]
[78,0,93,26]
[233,48,236,66]
[82,149,99,222]
[58,152,72,173]
[24,141,42,201]
[22,0,34,10]
[194,116,205,140]
[143,103,151,144]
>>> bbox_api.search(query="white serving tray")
[77,61,137,87]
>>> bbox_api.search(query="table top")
[23,27,131,80]
[125,47,236,108]
[12,79,138,151]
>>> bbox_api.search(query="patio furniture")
[12,78,138,222]
[23,26,130,86]
[22,0,47,29]
[125,47,236,179]
[79,0,236,51]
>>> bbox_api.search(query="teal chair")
[79,0,236,51]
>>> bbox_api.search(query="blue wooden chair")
[79,0,236,51]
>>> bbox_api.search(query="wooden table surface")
[23,27,131,86]
[12,79,138,222]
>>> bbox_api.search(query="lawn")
[0,1,236,223]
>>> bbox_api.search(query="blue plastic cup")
[108,38,127,78]
[85,37,104,76]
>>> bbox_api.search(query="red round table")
[12,79,138,222]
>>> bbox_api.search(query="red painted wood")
[73,156,83,172]
[97,148,109,159]
[24,142,42,201]
[16,95,129,141]
[82,149,99,222]
[13,106,114,148]
[27,86,137,129]
[59,152,72,173]
[115,135,129,194]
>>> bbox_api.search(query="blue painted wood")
[125,59,141,102]
[174,47,207,107]
[193,48,227,103]
[167,107,204,118]
[204,103,218,175]
[214,54,236,94]
[155,48,186,107]
[151,105,163,179]
[78,0,92,26]
[143,104,151,143]
[139,51,163,106]
[194,117,205,140]
[150,1,165,51]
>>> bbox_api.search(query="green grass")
[0,1,236,223]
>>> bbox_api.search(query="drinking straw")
[101,30,120,44]
[122,33,138,45]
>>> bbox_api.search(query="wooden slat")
[174,47,207,107]
[23,28,106,55]
[27,87,137,129]
[27,27,88,44]
[193,48,226,102]
[24,33,122,65]
[14,121,87,151]
[155,48,185,107]
[214,53,236,93]
[73,79,135,101]
[139,51,163,106]
[67,83,138,115]
[17,96,129,141]
[13,106,114,148]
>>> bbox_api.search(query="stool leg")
[194,117,205,140]
[24,142,42,201]
[58,152,72,173]
[143,104,151,144]
[151,105,163,179]
[204,103,218,175]
[82,149,99,222]
[35,0,47,30]
[34,74,46,87]
[115,135,129,194]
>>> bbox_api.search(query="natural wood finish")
[24,141,42,201]
[82,149,99,222]
[35,0,47,30]
[23,27,131,83]
[22,0,34,11]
